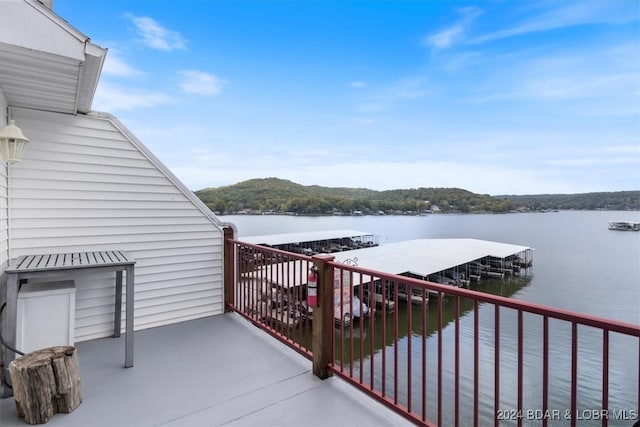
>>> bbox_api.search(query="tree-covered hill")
[495,191,640,211]
[195,178,640,215]
[196,178,512,214]
[195,178,639,215]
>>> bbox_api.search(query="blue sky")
[55,0,639,195]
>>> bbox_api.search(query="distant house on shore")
[0,0,234,346]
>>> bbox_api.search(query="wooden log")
[9,346,82,424]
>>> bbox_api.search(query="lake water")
[221,211,640,425]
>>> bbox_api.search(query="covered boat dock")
[239,234,533,313]
[242,229,379,255]
[332,238,533,290]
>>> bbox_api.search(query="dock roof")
[332,238,532,278]
[242,229,374,246]
[244,238,532,288]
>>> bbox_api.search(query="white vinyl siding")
[0,166,7,269]
[8,107,226,341]
[0,92,8,270]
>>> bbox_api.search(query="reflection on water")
[335,277,528,362]
[333,277,531,425]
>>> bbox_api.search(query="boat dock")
[241,231,532,307]
[332,238,533,295]
[242,229,379,255]
[608,221,640,231]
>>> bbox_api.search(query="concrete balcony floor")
[0,313,411,426]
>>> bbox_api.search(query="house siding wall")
[0,91,8,270]
[7,107,226,341]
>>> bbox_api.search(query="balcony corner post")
[312,253,335,379]
[223,227,235,313]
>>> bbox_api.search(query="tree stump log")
[9,346,82,424]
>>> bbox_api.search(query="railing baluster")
[394,280,399,405]
[260,250,266,322]
[438,292,443,427]
[542,316,549,427]
[382,280,387,397]
[517,310,523,427]
[339,267,345,373]
[454,295,460,427]
[602,329,608,427]
[245,248,250,318]
[571,322,578,427]
[349,273,362,376]
[241,246,247,312]
[295,260,301,347]
[422,287,428,423]
[349,270,354,377]
[407,284,413,414]
[359,272,365,385]
[277,261,283,334]
[494,305,500,427]
[474,300,479,427]
[369,274,375,391]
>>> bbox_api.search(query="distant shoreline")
[218,208,639,217]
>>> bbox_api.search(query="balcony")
[0,313,410,426]
[2,238,638,426]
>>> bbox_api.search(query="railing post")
[223,227,235,313]
[312,254,335,379]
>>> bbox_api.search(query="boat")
[608,221,640,231]
[349,295,370,318]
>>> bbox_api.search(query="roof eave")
[0,0,107,114]
[76,42,107,114]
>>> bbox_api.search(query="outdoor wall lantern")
[0,120,30,164]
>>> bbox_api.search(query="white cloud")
[423,7,482,50]
[102,50,143,77]
[350,81,367,89]
[470,1,640,45]
[389,77,426,100]
[351,117,375,124]
[170,157,592,195]
[128,15,187,51]
[549,156,640,168]
[178,70,227,96]
[93,82,173,112]
[355,77,427,114]
[126,121,637,195]
[509,72,639,101]
[604,145,640,155]
[467,44,640,105]
[425,23,465,49]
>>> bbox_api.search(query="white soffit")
[0,0,106,114]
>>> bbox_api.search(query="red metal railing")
[228,240,315,359]
[226,239,640,426]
